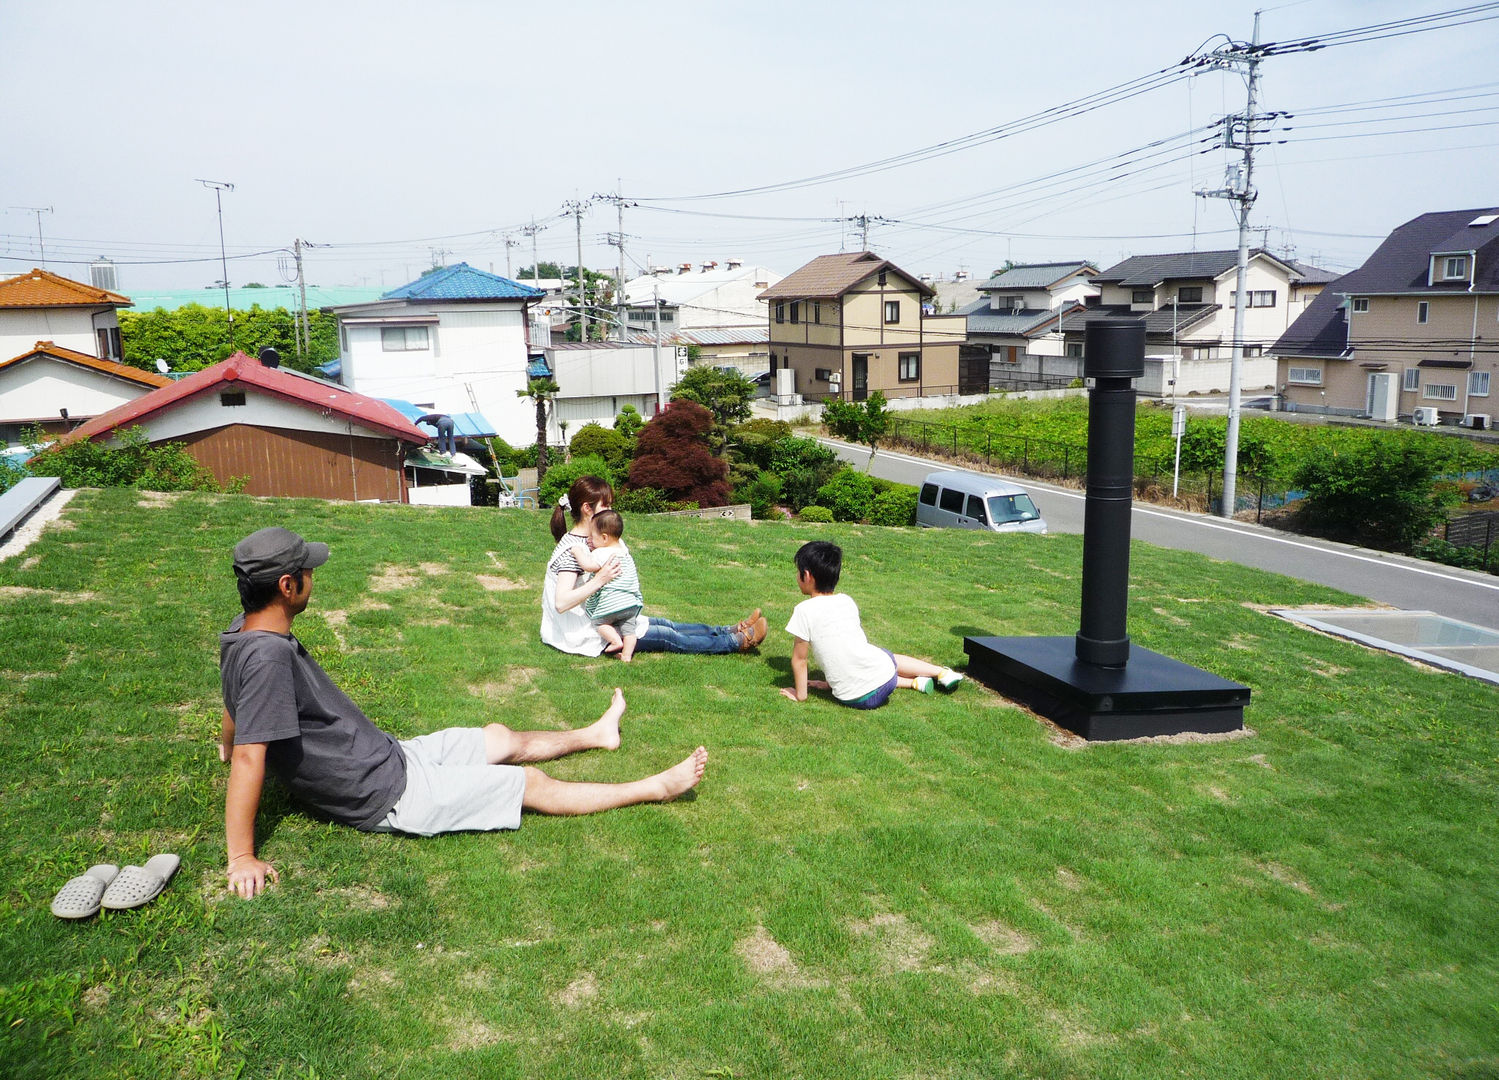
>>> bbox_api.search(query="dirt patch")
[369,563,449,592]
[19,556,39,570]
[476,574,526,591]
[1152,607,1190,626]
[315,885,392,910]
[1257,861,1315,895]
[1247,753,1273,769]
[849,912,934,973]
[81,984,111,1010]
[1056,867,1082,891]
[136,491,181,509]
[448,1017,501,1050]
[970,920,1034,955]
[737,925,800,976]
[1046,723,1257,749]
[468,668,541,699]
[0,585,98,604]
[419,562,449,576]
[1206,785,1233,802]
[554,971,598,1007]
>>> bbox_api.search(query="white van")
[915,471,1048,534]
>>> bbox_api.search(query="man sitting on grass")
[219,527,708,900]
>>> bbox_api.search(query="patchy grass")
[0,487,1496,1079]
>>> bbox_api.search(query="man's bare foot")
[585,688,625,750]
[653,746,708,801]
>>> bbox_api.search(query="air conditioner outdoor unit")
[1412,406,1441,426]
[1463,413,1491,430]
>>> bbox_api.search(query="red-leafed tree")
[626,400,730,507]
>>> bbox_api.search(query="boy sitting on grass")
[780,540,963,708]
[569,509,645,661]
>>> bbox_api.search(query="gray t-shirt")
[220,614,407,830]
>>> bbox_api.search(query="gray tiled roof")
[977,262,1096,291]
[1301,207,1499,297]
[1094,249,1317,287]
[1059,304,1219,338]
[1269,288,1349,358]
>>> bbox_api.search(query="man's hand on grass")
[227,855,278,899]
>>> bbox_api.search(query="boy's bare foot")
[653,746,708,801]
[586,688,625,750]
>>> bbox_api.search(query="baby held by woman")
[569,509,645,661]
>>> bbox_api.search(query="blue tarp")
[380,399,498,439]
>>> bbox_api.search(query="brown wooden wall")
[169,424,408,502]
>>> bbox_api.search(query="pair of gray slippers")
[50,855,181,919]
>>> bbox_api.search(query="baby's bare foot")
[656,746,707,801]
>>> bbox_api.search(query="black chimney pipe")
[1074,320,1145,668]
[258,346,281,369]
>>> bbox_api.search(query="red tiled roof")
[0,268,132,309]
[0,341,171,387]
[758,252,935,301]
[54,353,428,446]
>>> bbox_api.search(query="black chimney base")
[963,636,1249,741]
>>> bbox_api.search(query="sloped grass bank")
[0,488,1495,1078]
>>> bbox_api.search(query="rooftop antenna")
[194,180,235,346]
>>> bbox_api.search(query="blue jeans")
[635,615,741,654]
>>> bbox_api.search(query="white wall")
[105,384,394,446]
[339,301,535,444]
[0,358,152,424]
[0,309,101,361]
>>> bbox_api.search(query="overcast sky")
[3,1,1496,296]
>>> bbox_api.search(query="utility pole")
[846,213,890,252]
[195,180,235,347]
[503,233,519,279]
[594,186,637,343]
[562,199,590,342]
[652,279,665,415]
[1194,12,1281,519]
[521,219,542,285]
[293,238,311,362]
[10,206,53,267]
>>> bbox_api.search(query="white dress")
[540,532,606,656]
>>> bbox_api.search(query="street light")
[195,179,234,348]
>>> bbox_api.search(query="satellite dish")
[155,359,170,374]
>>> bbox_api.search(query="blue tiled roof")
[382,263,545,302]
[526,356,552,378]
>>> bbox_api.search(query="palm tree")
[518,377,560,485]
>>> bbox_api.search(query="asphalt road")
[820,437,1499,630]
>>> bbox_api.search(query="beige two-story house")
[758,252,970,402]
[1272,208,1499,426]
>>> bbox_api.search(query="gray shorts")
[594,604,642,638]
[375,727,526,836]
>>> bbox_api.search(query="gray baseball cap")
[233,527,329,583]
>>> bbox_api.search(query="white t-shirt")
[785,592,896,702]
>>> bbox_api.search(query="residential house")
[542,341,680,443]
[330,263,544,446]
[0,268,132,364]
[758,252,971,403]
[0,341,171,444]
[958,262,1097,386]
[623,260,781,373]
[53,351,429,501]
[1060,249,1335,396]
[1271,208,1499,426]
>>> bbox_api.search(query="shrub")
[1293,434,1456,551]
[25,427,223,492]
[670,365,756,438]
[614,487,670,514]
[798,505,834,523]
[627,400,730,506]
[568,423,633,472]
[613,404,645,441]
[870,487,918,527]
[769,436,841,510]
[538,455,614,508]
[740,471,784,520]
[816,468,877,522]
[730,418,793,469]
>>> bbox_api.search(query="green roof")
[125,285,385,313]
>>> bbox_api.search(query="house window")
[1244,345,1262,357]
[339,325,349,353]
[1178,286,1203,303]
[1424,383,1458,401]
[1417,301,1429,324]
[1403,368,1421,392]
[1232,290,1277,308]
[775,303,785,324]
[898,353,920,382]
[814,368,836,382]
[812,301,821,324]
[1131,289,1153,305]
[1352,297,1370,313]
[1470,371,1491,396]
[95,327,122,361]
[1288,367,1322,385]
[381,326,430,351]
[1444,256,1468,279]
[220,391,246,407]
[1066,343,1083,358]
[885,300,900,323]
[790,301,800,324]
[878,270,887,286]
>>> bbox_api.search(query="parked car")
[916,470,1047,534]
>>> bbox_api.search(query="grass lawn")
[1,488,1496,1079]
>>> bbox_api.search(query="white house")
[0,268,132,365]
[330,263,544,446]
[621,260,781,373]
[543,341,684,443]
[0,341,172,443]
